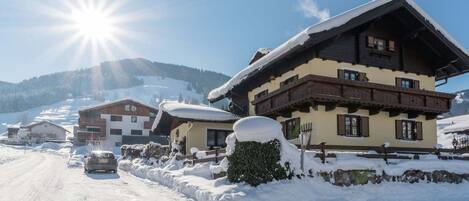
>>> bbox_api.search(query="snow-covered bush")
[227,139,291,186]
[226,116,306,186]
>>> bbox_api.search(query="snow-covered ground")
[0,76,204,134]
[437,114,469,148]
[0,145,191,201]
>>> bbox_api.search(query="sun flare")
[72,8,114,40]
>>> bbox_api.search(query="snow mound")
[36,142,62,150]
[233,116,283,143]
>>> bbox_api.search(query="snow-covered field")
[0,76,204,134]
[0,145,191,201]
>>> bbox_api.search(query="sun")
[71,7,114,40]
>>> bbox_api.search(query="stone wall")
[318,169,469,186]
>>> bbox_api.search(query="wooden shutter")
[358,72,368,82]
[416,122,423,140]
[388,40,395,52]
[413,80,420,89]
[395,120,403,139]
[395,78,402,87]
[281,121,287,138]
[367,36,374,48]
[337,115,345,136]
[338,69,345,80]
[360,117,369,137]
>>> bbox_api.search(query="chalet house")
[208,0,469,149]
[75,99,163,147]
[151,101,238,155]
[24,121,68,143]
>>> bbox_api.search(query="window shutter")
[360,116,369,137]
[413,80,420,89]
[388,40,395,52]
[395,120,403,139]
[395,78,402,87]
[358,72,368,82]
[338,69,345,80]
[281,121,287,138]
[416,122,423,140]
[337,115,345,136]
[367,36,374,48]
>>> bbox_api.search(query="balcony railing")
[252,74,455,117]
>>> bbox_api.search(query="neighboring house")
[7,127,20,139]
[24,121,68,143]
[151,101,239,155]
[208,0,469,149]
[75,99,163,147]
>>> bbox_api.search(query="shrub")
[227,139,289,186]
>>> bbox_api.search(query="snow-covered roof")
[208,0,469,101]
[151,101,239,130]
[79,98,157,112]
[24,120,69,133]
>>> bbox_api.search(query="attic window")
[367,36,395,52]
[280,75,299,87]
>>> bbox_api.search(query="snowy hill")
[0,76,205,134]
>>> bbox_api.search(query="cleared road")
[0,148,191,201]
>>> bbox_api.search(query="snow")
[436,114,469,148]
[152,101,239,130]
[208,0,469,101]
[233,116,283,143]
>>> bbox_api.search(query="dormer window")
[367,36,395,52]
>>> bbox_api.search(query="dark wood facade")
[252,75,454,119]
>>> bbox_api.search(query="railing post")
[215,149,219,163]
[320,142,326,164]
[382,144,388,165]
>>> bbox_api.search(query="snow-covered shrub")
[227,139,291,186]
[142,142,169,159]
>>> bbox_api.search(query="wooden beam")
[389,110,401,117]
[425,114,437,120]
[325,103,336,111]
[347,105,360,114]
[369,108,381,116]
[407,112,420,119]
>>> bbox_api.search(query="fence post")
[215,149,219,163]
[382,144,388,165]
[320,142,326,164]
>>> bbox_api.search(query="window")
[125,105,131,112]
[344,116,361,137]
[344,70,360,81]
[282,118,300,140]
[131,105,137,112]
[255,90,269,99]
[396,120,422,141]
[110,129,122,135]
[110,115,122,122]
[367,36,395,52]
[131,116,137,123]
[131,130,143,135]
[207,129,232,147]
[86,127,101,132]
[337,115,369,137]
[396,78,419,89]
[402,121,416,140]
[280,75,298,87]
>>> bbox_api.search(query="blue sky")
[0,0,468,92]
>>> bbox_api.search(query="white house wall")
[30,123,67,141]
[101,114,151,147]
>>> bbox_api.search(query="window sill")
[398,139,421,143]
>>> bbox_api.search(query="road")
[0,148,192,201]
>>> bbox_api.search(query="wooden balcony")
[144,119,155,129]
[77,117,106,138]
[252,74,455,119]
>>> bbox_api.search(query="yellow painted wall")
[248,58,436,115]
[170,121,234,154]
[276,105,437,148]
